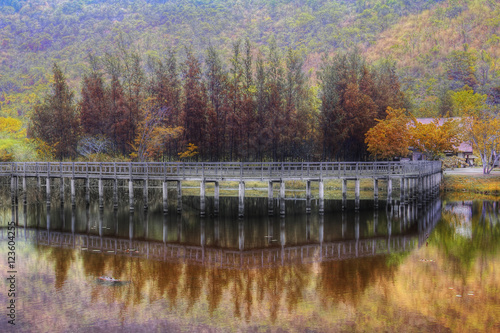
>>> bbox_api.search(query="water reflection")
[1,190,498,332]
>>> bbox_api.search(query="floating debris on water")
[468,293,474,296]
[456,295,462,297]
[449,287,454,290]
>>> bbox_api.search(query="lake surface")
[0,188,499,332]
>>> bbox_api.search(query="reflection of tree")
[44,247,75,290]
[207,268,229,315]
[151,261,183,309]
[317,256,397,307]
[182,264,207,312]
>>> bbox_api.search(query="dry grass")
[442,174,500,196]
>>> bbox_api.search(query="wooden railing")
[0,161,441,181]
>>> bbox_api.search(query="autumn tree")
[239,39,257,160]
[372,60,406,119]
[365,107,411,160]
[182,50,209,159]
[464,112,500,174]
[460,98,500,174]
[266,39,286,160]
[29,63,80,160]
[206,45,229,160]
[285,47,314,160]
[80,54,109,138]
[409,116,461,160]
[149,49,183,159]
[319,50,380,160]
[131,100,172,162]
[319,54,345,160]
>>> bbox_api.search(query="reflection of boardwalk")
[1,201,441,269]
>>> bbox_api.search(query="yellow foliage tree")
[365,107,411,160]
[0,117,26,138]
[409,116,461,160]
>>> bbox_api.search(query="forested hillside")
[0,0,499,161]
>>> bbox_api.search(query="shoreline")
[442,167,500,196]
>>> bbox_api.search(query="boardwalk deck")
[0,161,440,181]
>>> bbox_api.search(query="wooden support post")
[373,178,379,209]
[129,179,134,211]
[238,181,245,218]
[387,178,393,206]
[71,178,76,206]
[268,181,273,216]
[98,178,104,208]
[162,181,168,213]
[143,178,148,210]
[306,180,311,214]
[46,177,51,206]
[177,181,182,213]
[200,180,206,217]
[342,179,347,210]
[319,180,324,215]
[214,181,220,216]
[355,179,360,211]
[279,181,286,216]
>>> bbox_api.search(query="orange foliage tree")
[364,107,411,160]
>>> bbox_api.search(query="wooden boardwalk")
[1,161,442,216]
[0,161,440,181]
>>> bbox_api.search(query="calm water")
[0,188,499,332]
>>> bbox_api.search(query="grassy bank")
[442,171,500,196]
